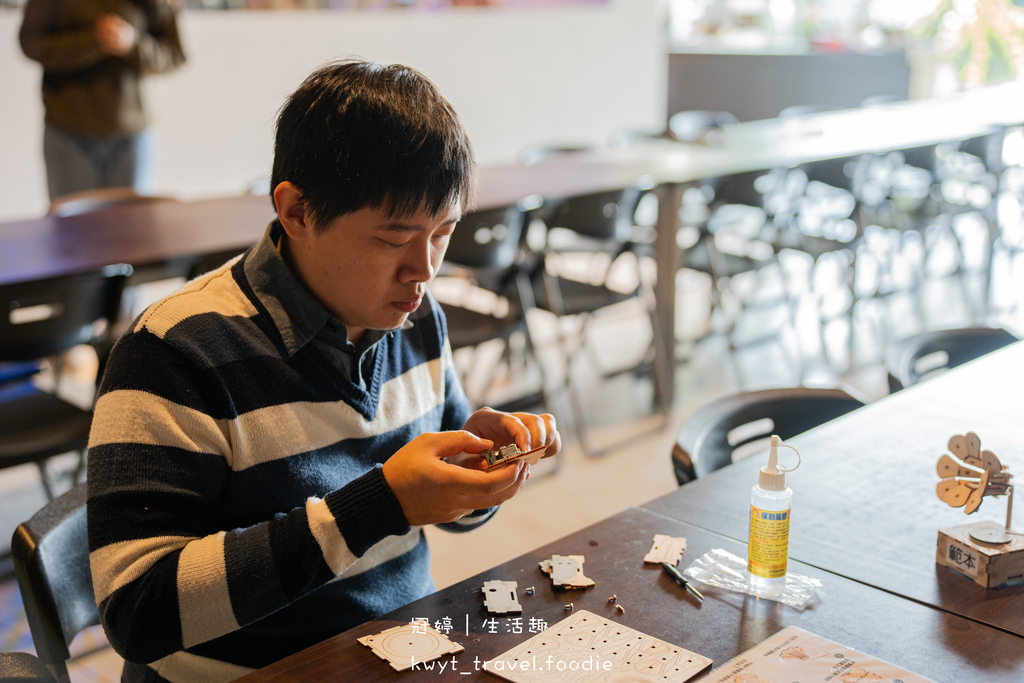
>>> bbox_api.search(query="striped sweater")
[87,229,488,682]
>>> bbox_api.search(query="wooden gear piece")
[936,432,1011,515]
[357,621,464,672]
[643,534,687,565]
[482,443,547,471]
[539,554,595,589]
[482,580,522,614]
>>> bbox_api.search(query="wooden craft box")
[936,521,1024,588]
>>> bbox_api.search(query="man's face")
[287,202,460,344]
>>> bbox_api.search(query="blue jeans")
[43,123,156,201]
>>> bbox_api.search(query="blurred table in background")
[3,82,1023,404]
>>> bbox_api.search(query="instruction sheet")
[704,625,935,683]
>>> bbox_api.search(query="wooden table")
[0,194,275,286]
[3,82,1023,403]
[643,342,1024,637]
[237,507,1024,682]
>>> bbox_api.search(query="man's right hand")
[96,14,135,56]
[382,430,529,526]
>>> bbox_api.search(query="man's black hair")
[271,60,476,231]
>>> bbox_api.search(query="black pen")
[661,562,704,601]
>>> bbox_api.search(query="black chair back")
[446,205,526,271]
[886,327,1019,393]
[667,110,737,143]
[543,187,639,243]
[714,169,773,210]
[895,144,939,175]
[11,483,95,683]
[0,266,131,362]
[672,387,865,485]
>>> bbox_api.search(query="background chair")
[518,143,594,166]
[615,111,796,374]
[671,387,865,485]
[678,169,794,352]
[528,186,670,457]
[11,483,96,683]
[434,199,554,415]
[47,188,184,323]
[885,326,1019,393]
[0,265,131,499]
[0,652,57,683]
[667,109,737,145]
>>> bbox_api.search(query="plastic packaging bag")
[682,548,823,610]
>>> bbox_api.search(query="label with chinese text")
[748,504,790,579]
[945,539,981,578]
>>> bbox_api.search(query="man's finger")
[426,430,492,459]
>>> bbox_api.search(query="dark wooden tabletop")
[643,342,1024,638]
[237,507,1023,683]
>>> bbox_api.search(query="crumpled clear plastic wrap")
[682,548,823,610]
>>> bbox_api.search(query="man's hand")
[462,407,561,463]
[96,14,135,56]
[382,430,529,526]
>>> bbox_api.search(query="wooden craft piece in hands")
[643,534,687,565]
[539,554,595,589]
[481,443,547,471]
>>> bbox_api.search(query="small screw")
[616,604,625,614]
[525,587,535,595]
[564,603,574,611]
[608,595,617,603]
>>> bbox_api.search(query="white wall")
[0,0,665,221]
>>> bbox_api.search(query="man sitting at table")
[85,59,560,683]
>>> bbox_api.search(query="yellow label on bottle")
[747,504,790,579]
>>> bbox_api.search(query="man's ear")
[273,181,313,242]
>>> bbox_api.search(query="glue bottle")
[747,435,800,597]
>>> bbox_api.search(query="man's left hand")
[457,407,561,471]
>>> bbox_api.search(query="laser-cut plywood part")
[539,554,595,589]
[485,609,712,683]
[936,432,1011,515]
[483,580,523,614]
[644,534,687,565]
[357,622,464,671]
[482,444,547,471]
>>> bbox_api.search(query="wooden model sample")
[936,432,1011,516]
[935,431,1023,588]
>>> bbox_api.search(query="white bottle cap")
[759,435,800,490]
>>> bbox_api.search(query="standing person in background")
[19,0,186,202]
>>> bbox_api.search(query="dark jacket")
[20,0,186,136]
